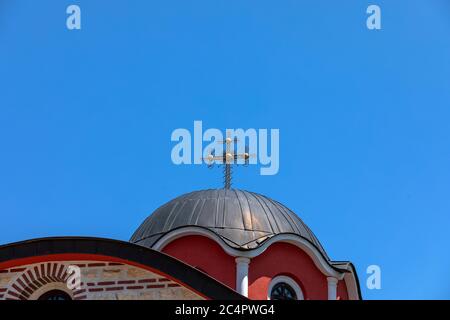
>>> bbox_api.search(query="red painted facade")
[337,280,349,300]
[161,235,349,300]
[162,235,236,290]
[248,242,327,300]
[0,236,354,300]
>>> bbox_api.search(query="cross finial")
[203,132,251,189]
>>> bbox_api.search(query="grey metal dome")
[130,189,328,258]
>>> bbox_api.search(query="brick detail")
[126,285,144,290]
[0,260,203,301]
[87,263,106,267]
[147,284,165,289]
[3,262,71,300]
[105,286,124,291]
[138,279,157,284]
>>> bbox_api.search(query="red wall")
[337,279,349,300]
[248,242,328,300]
[162,235,349,300]
[162,235,236,290]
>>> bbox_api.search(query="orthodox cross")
[203,133,251,190]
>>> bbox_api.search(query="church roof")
[130,189,329,259]
[0,237,246,300]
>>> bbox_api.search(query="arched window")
[38,290,72,300]
[270,282,297,300]
[268,275,304,300]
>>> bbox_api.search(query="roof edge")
[0,236,246,301]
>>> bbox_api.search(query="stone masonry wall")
[0,260,203,300]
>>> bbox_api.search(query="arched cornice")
[151,226,346,279]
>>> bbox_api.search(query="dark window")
[270,282,297,300]
[38,290,72,300]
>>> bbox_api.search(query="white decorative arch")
[151,226,344,279]
[29,282,74,300]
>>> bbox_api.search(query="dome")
[130,189,328,258]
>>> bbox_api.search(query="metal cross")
[203,133,251,189]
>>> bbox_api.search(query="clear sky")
[1,0,449,300]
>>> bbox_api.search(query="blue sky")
[1,0,450,299]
